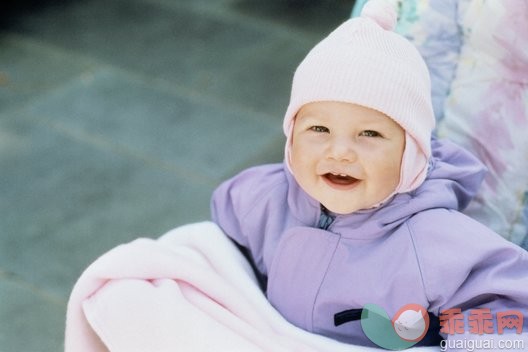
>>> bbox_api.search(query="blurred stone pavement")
[0,0,353,350]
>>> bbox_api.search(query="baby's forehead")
[294,101,399,127]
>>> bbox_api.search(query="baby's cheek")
[379,163,401,182]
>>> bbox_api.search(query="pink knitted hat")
[283,0,435,194]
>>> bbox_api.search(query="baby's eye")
[359,130,381,137]
[309,126,330,133]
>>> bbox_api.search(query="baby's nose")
[328,138,357,162]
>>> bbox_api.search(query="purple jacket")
[211,139,528,346]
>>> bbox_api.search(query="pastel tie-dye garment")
[352,0,528,248]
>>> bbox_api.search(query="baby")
[212,0,528,348]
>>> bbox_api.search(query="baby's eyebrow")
[296,115,324,124]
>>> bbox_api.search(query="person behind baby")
[212,0,528,348]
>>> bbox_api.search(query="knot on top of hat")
[360,0,397,31]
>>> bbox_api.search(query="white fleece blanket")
[65,221,438,352]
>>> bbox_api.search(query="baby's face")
[290,101,405,214]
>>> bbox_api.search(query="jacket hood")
[286,138,487,240]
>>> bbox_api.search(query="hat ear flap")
[284,120,295,174]
[397,133,429,193]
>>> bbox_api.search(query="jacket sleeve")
[210,164,286,279]
[410,209,528,342]
[210,168,257,248]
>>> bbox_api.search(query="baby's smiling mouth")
[323,172,359,187]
